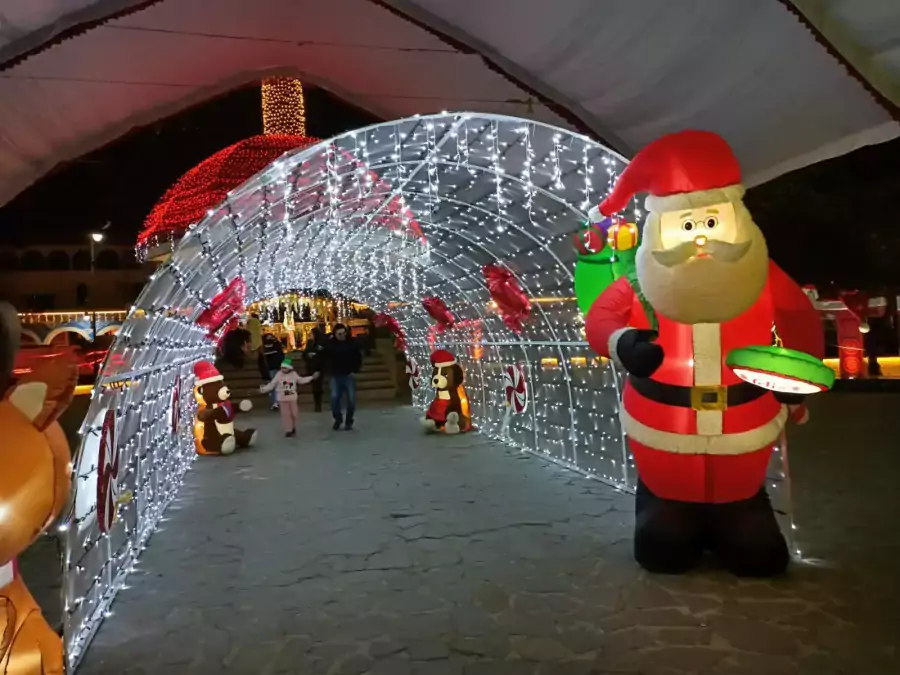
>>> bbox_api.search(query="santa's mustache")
[651,239,751,267]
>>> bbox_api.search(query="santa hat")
[598,130,745,217]
[280,359,294,370]
[430,349,456,368]
[193,360,223,387]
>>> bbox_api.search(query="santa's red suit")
[587,263,822,504]
[584,130,826,578]
[426,397,451,424]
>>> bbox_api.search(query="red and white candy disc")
[503,364,527,413]
[405,356,421,389]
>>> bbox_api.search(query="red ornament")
[423,297,456,331]
[137,136,426,256]
[373,312,407,352]
[196,277,246,340]
[573,224,606,255]
[483,265,531,334]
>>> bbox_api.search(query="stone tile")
[407,639,451,661]
[70,406,900,675]
[510,635,575,662]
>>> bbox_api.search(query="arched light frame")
[61,113,794,669]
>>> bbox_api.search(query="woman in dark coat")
[302,327,326,411]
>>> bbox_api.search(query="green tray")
[725,345,834,394]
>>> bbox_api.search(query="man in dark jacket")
[324,323,362,430]
[261,333,285,410]
[302,327,326,412]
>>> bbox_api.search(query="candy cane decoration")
[96,409,120,534]
[406,356,421,389]
[501,364,527,435]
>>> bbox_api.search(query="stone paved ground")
[78,396,900,675]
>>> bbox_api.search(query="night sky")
[0,82,898,292]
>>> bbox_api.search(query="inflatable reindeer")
[1,302,75,675]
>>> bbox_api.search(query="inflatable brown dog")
[193,360,256,455]
[421,349,472,434]
[1,302,75,675]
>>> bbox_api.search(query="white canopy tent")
[0,0,898,209]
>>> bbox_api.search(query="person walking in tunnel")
[324,323,362,430]
[302,326,326,412]
[216,328,252,370]
[262,333,285,411]
[260,359,319,437]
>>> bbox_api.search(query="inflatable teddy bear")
[193,360,256,455]
[1,302,76,675]
[421,349,472,434]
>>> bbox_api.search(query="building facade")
[0,245,155,311]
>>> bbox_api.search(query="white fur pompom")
[587,204,603,223]
[239,399,253,412]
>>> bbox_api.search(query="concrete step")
[237,387,398,408]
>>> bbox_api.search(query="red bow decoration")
[483,264,531,334]
[373,312,407,352]
[196,277,246,339]
[422,296,456,332]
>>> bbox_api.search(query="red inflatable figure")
[584,130,823,578]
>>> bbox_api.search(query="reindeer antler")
[0,301,20,397]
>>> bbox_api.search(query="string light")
[65,113,800,669]
[262,77,307,136]
[137,78,318,258]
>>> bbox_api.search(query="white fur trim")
[434,359,456,367]
[0,561,14,587]
[9,381,48,422]
[692,323,723,436]
[220,436,236,455]
[620,404,788,456]
[645,184,746,214]
[195,374,224,387]
[587,204,603,222]
[608,328,630,367]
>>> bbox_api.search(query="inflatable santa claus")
[585,130,823,577]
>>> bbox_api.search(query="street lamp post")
[88,232,104,341]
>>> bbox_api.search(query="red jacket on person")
[586,260,823,504]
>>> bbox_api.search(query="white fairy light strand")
[62,113,799,669]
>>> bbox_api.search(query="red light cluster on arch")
[138,134,319,252]
[137,134,426,256]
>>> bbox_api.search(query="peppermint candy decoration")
[406,356,421,389]
[171,378,181,436]
[97,409,121,534]
[503,364,527,413]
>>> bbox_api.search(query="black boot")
[707,489,789,578]
[633,481,704,574]
[333,415,342,431]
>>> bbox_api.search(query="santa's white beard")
[636,235,769,325]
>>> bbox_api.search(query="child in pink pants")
[260,359,319,437]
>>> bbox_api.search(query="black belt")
[628,376,765,412]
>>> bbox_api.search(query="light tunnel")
[62,113,791,668]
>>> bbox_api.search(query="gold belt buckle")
[690,385,727,412]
